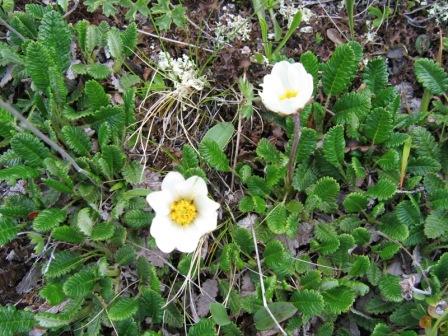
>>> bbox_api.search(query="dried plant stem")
[251,225,287,335]
[0,99,89,177]
[286,113,301,188]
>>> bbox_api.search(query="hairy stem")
[286,113,302,188]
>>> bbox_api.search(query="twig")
[136,28,214,53]
[0,99,88,177]
[63,0,80,18]
[251,224,287,335]
[0,16,26,41]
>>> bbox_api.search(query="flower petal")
[161,171,185,192]
[175,230,201,253]
[183,176,208,197]
[146,191,173,215]
[150,215,177,253]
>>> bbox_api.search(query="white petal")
[194,212,218,234]
[146,191,173,215]
[175,230,201,253]
[161,171,185,192]
[183,176,208,197]
[150,215,177,253]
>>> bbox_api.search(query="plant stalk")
[286,113,302,188]
[420,89,432,113]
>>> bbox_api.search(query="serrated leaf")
[199,140,230,172]
[91,221,115,241]
[414,58,448,95]
[25,41,52,91]
[348,255,370,277]
[45,251,83,278]
[322,43,357,96]
[138,287,164,323]
[364,107,393,145]
[77,208,94,236]
[108,298,138,321]
[343,192,368,213]
[323,125,345,169]
[84,80,109,111]
[210,303,231,326]
[363,57,388,92]
[107,28,123,61]
[266,203,287,234]
[424,210,448,239]
[333,91,371,125]
[52,226,84,244]
[378,274,402,302]
[296,127,317,163]
[10,133,50,167]
[61,126,92,156]
[322,287,356,314]
[33,208,66,232]
[0,305,35,336]
[367,178,396,201]
[292,289,324,317]
[122,161,143,184]
[0,217,18,246]
[63,267,97,298]
[38,10,71,71]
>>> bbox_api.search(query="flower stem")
[286,113,302,188]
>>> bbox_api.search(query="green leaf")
[25,41,52,91]
[363,57,388,92]
[138,287,164,323]
[38,10,71,71]
[0,217,18,246]
[254,302,297,331]
[323,125,345,169]
[343,192,369,213]
[124,209,152,228]
[300,51,319,87]
[121,22,138,56]
[210,303,231,326]
[414,58,448,95]
[291,289,324,317]
[33,208,66,232]
[201,122,234,150]
[100,145,125,178]
[378,274,403,302]
[296,127,318,163]
[322,43,357,96]
[52,226,84,244]
[40,283,65,306]
[367,178,396,201]
[77,208,94,236]
[61,126,92,156]
[108,298,138,321]
[256,138,284,163]
[199,140,230,172]
[333,91,371,125]
[266,203,287,234]
[45,251,83,278]
[424,210,448,239]
[63,267,97,298]
[0,166,39,182]
[348,255,370,277]
[84,80,109,111]
[11,133,50,167]
[116,245,136,265]
[107,28,123,61]
[0,305,35,336]
[188,319,215,336]
[122,161,144,185]
[322,287,356,314]
[364,107,393,145]
[91,221,115,241]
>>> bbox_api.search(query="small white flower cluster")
[157,52,206,92]
[279,1,314,27]
[215,13,252,46]
[428,0,448,24]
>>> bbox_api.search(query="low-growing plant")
[0,2,448,336]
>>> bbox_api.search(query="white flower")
[260,61,314,115]
[146,172,220,253]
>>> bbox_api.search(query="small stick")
[251,224,287,335]
[286,113,302,188]
[0,99,88,177]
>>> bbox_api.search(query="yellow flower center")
[170,199,197,226]
[279,89,299,101]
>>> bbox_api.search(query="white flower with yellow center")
[260,61,314,115]
[146,172,220,253]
